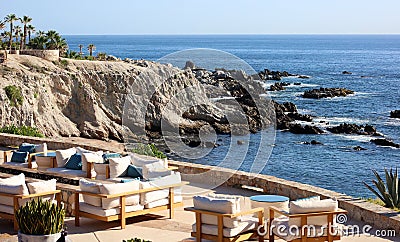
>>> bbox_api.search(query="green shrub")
[123,238,151,242]
[0,125,45,137]
[59,59,68,67]
[15,199,65,235]
[4,85,23,106]
[132,143,167,159]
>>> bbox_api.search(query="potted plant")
[15,198,65,242]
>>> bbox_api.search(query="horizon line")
[61,33,400,36]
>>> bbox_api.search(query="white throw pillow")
[99,181,140,209]
[0,173,25,185]
[55,148,76,167]
[140,172,182,205]
[130,153,167,168]
[108,156,131,178]
[142,162,172,180]
[26,179,57,202]
[289,198,338,227]
[193,194,241,214]
[79,179,102,207]
[35,143,48,153]
[81,152,103,172]
[94,163,108,180]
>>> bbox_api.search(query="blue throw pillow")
[64,153,82,170]
[11,151,29,163]
[102,153,122,164]
[120,178,140,183]
[18,143,36,153]
[126,165,143,179]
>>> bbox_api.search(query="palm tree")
[27,24,35,42]
[28,35,47,50]
[87,44,95,57]
[36,30,45,37]
[0,21,7,60]
[4,14,18,51]
[14,26,22,49]
[78,44,83,56]
[20,16,32,49]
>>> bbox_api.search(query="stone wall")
[0,133,122,153]
[19,49,59,61]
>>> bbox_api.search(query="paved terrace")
[0,182,399,242]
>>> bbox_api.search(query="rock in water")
[302,87,354,99]
[371,138,400,148]
[327,123,378,135]
[342,71,352,75]
[289,124,324,134]
[390,110,400,119]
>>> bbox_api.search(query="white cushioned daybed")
[75,172,187,229]
[0,173,61,230]
[185,194,264,242]
[270,196,347,242]
[3,143,48,169]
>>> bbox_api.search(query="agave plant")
[15,198,65,235]
[363,168,399,209]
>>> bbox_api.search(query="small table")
[35,152,57,170]
[250,195,289,219]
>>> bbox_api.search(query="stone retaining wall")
[19,49,59,61]
[0,133,399,233]
[0,133,122,153]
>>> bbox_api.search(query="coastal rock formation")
[327,123,379,135]
[390,110,400,119]
[289,124,324,134]
[371,138,400,148]
[273,101,313,130]
[302,87,354,99]
[268,82,290,91]
[0,55,274,142]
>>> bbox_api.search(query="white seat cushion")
[0,203,14,215]
[192,216,258,238]
[46,167,86,177]
[79,202,144,217]
[271,216,338,240]
[144,196,183,209]
[108,156,131,178]
[55,148,76,167]
[99,181,140,209]
[289,199,338,227]
[79,179,102,207]
[0,174,29,207]
[193,194,241,214]
[140,172,182,205]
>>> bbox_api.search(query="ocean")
[65,35,400,198]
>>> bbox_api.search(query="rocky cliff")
[0,55,274,142]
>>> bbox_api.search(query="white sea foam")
[335,134,372,143]
[314,117,369,125]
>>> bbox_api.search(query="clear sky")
[1,0,399,35]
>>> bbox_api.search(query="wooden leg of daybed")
[74,192,80,227]
[120,196,126,229]
[169,188,175,219]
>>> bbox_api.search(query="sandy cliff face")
[0,55,274,142]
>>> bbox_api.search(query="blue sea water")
[65,35,400,197]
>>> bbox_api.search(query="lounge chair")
[74,173,187,229]
[0,173,61,230]
[269,197,347,242]
[3,143,48,169]
[185,194,265,242]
